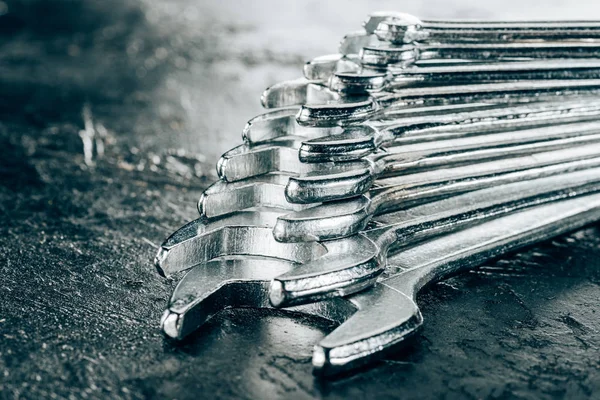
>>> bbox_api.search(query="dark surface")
[0,1,599,399]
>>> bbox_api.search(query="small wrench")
[372,13,600,44]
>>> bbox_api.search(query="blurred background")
[1,1,599,399]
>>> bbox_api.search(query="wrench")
[286,127,600,203]
[331,60,600,94]
[202,144,600,222]
[371,13,600,44]
[220,121,600,185]
[360,42,600,69]
[296,80,600,127]
[243,102,498,144]
[162,191,600,375]
[301,107,600,162]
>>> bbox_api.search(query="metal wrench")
[332,60,600,94]
[291,100,600,162]
[243,102,499,144]
[371,13,600,44]
[295,80,600,127]
[265,75,600,111]
[286,126,600,203]
[268,168,600,307]
[219,121,600,184]
[360,42,600,69]
[162,191,600,375]
[276,148,600,242]
[301,109,600,162]
[201,147,600,239]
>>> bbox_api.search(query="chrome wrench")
[162,191,600,375]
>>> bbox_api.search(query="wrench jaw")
[217,139,304,182]
[154,211,327,277]
[242,108,342,144]
[273,196,372,242]
[375,18,430,44]
[296,96,379,127]
[269,235,384,307]
[312,284,423,377]
[303,54,361,81]
[162,257,296,340]
[261,79,340,109]
[299,125,381,163]
[339,31,379,56]
[285,159,379,204]
[197,174,310,219]
[360,45,419,69]
[329,71,389,95]
[363,12,422,35]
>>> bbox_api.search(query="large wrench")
[162,191,600,375]
[163,168,600,308]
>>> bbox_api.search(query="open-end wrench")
[371,13,600,44]
[295,80,600,127]
[360,42,600,70]
[277,149,600,242]
[162,191,600,375]
[154,209,326,277]
[218,121,600,184]
[331,59,600,95]
[301,110,600,162]
[295,101,600,162]
[268,168,600,307]
[202,145,600,222]
[286,127,600,203]
[243,102,499,144]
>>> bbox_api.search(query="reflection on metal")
[156,11,600,376]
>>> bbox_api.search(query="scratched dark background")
[1,0,600,399]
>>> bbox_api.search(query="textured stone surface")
[0,1,599,399]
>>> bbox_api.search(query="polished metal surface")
[154,9,600,380]
[162,193,600,375]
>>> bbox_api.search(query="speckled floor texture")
[0,1,599,399]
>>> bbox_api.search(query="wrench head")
[161,257,295,340]
[155,210,327,277]
[304,54,361,81]
[313,283,422,376]
[296,96,378,127]
[339,30,379,55]
[198,174,310,218]
[217,138,302,182]
[242,107,342,144]
[360,45,418,68]
[363,11,422,34]
[217,138,340,182]
[285,159,377,204]
[273,195,372,242]
[374,17,429,44]
[299,125,381,162]
[269,235,384,307]
[261,78,339,109]
[329,71,388,94]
